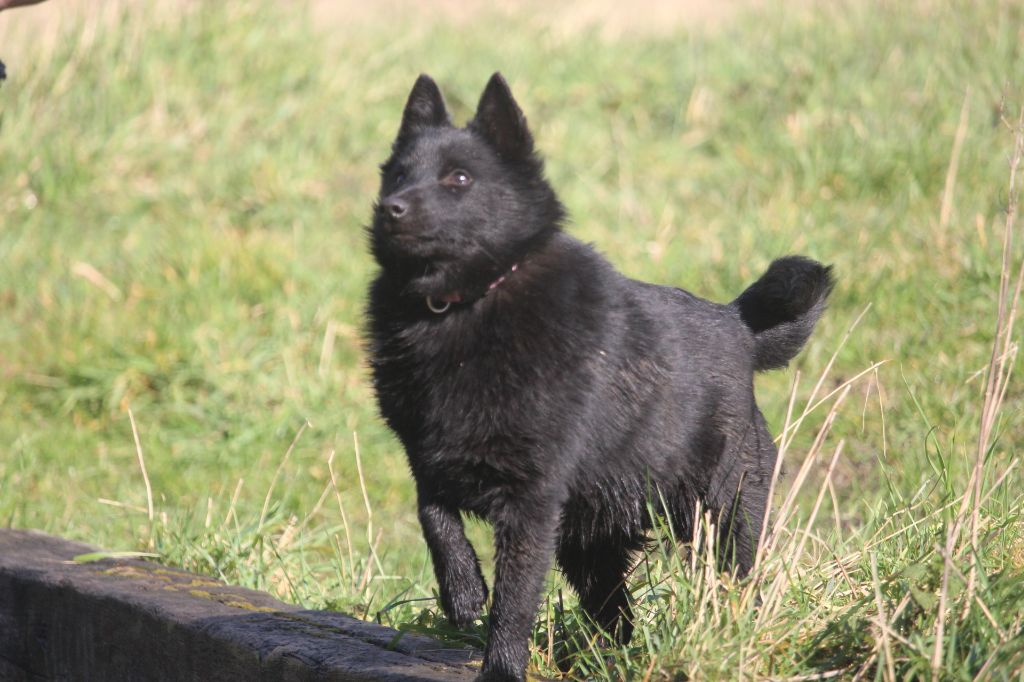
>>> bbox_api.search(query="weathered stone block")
[0,529,479,681]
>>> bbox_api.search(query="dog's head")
[370,73,564,300]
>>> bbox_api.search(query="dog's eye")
[441,169,473,189]
[393,171,406,187]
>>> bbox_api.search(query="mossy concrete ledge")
[0,529,479,681]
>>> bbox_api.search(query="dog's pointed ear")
[471,72,534,160]
[397,74,450,141]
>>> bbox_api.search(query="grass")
[1,0,1023,678]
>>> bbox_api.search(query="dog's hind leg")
[714,479,763,575]
[556,536,639,645]
[708,413,775,576]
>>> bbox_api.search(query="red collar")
[426,263,519,314]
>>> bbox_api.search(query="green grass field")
[2,1,1023,678]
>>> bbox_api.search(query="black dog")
[367,73,832,681]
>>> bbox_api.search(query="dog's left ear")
[471,72,534,160]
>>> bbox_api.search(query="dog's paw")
[440,571,487,628]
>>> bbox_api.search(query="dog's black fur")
[366,73,833,681]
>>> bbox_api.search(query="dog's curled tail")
[732,256,834,372]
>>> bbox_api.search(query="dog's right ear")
[397,74,450,142]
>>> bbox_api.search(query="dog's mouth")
[383,224,462,259]
[389,232,425,244]
[387,233,452,261]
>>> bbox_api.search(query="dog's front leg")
[418,497,488,628]
[479,501,559,682]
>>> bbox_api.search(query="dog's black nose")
[384,196,408,219]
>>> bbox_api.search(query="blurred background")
[1,0,1022,677]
